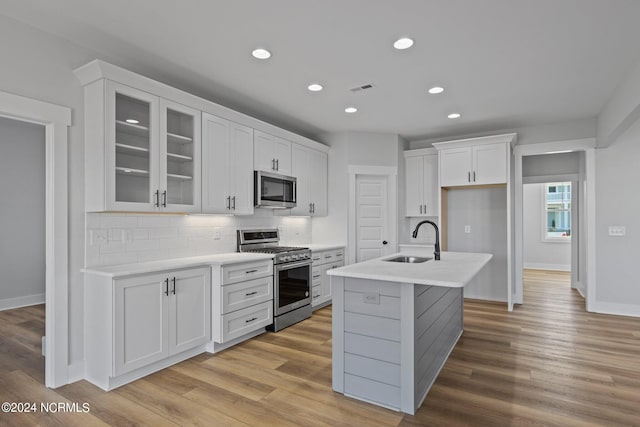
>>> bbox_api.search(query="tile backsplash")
[85,209,311,267]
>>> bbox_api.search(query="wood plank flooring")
[2,269,640,426]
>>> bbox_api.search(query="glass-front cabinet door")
[107,81,159,211]
[159,100,201,212]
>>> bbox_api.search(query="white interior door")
[356,175,391,262]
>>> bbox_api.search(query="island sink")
[384,256,431,263]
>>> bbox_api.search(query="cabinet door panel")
[423,154,439,216]
[114,273,168,375]
[230,122,255,215]
[404,156,424,216]
[202,113,231,213]
[473,143,507,185]
[274,136,292,175]
[309,150,328,216]
[254,130,276,172]
[107,81,159,212]
[169,268,211,354]
[160,100,201,212]
[290,144,310,215]
[440,147,471,187]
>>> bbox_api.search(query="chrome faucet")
[412,220,441,260]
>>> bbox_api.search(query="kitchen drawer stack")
[311,247,345,309]
[211,259,274,345]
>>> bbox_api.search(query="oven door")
[274,260,311,316]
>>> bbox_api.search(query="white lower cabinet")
[212,259,274,345]
[311,248,344,309]
[85,266,211,390]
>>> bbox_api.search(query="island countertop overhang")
[327,251,492,287]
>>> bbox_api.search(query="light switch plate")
[608,226,626,236]
[363,292,380,305]
[464,225,471,233]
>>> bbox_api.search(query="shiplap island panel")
[328,251,491,415]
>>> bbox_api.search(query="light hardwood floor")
[1,270,639,426]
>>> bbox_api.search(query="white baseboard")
[592,301,640,318]
[575,281,586,299]
[463,293,507,303]
[0,293,45,311]
[524,262,571,272]
[67,362,85,384]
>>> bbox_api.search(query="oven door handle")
[275,260,312,271]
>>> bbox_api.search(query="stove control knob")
[291,255,299,260]
[281,256,289,262]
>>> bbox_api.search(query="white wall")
[523,184,571,271]
[595,116,640,310]
[85,211,311,267]
[522,152,581,177]
[0,117,46,309]
[0,15,100,365]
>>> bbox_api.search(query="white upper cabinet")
[86,80,201,212]
[434,134,515,187]
[254,130,292,175]
[404,149,438,217]
[202,113,254,215]
[290,145,327,216]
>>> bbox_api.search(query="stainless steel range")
[237,229,312,331]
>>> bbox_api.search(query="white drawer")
[312,267,322,285]
[222,260,273,285]
[311,252,324,264]
[333,249,345,263]
[221,276,273,315]
[220,301,272,343]
[323,250,343,263]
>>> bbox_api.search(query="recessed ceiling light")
[345,107,358,114]
[448,113,462,119]
[428,86,444,94]
[251,48,271,59]
[125,119,139,124]
[393,37,414,50]
[307,83,323,92]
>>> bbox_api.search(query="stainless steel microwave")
[254,171,297,208]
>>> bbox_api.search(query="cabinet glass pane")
[166,109,194,206]
[115,93,151,203]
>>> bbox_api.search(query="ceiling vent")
[350,83,374,93]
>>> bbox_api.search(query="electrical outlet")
[608,226,626,236]
[363,292,380,305]
[213,230,221,240]
[91,230,107,246]
[465,225,471,233]
[123,229,133,243]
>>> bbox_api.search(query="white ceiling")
[2,0,640,141]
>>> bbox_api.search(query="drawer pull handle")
[245,291,258,296]
[245,269,258,274]
[313,295,320,299]
[245,317,258,323]
[325,255,332,258]
[313,275,321,279]
[336,253,343,256]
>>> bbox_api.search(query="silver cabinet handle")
[468,171,471,183]
[313,295,320,300]
[245,269,258,274]
[271,159,275,170]
[473,171,476,182]
[313,274,321,279]
[419,204,423,214]
[172,277,176,295]
[232,196,236,210]
[226,196,231,210]
[245,291,258,296]
[276,159,279,170]
[309,203,313,213]
[155,190,160,208]
[162,190,167,207]
[164,278,169,296]
[313,203,315,213]
[245,317,258,323]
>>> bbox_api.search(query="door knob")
[382,241,388,245]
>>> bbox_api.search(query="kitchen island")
[328,251,492,415]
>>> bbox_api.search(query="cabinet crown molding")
[404,147,437,157]
[432,133,517,150]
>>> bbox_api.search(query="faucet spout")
[411,220,441,261]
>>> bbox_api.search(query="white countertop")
[82,253,274,278]
[301,243,346,252]
[327,251,492,287]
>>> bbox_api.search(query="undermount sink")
[384,256,432,263]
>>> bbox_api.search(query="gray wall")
[522,152,580,177]
[447,188,508,301]
[0,117,45,307]
[595,116,640,306]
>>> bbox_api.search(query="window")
[544,182,571,241]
